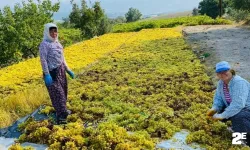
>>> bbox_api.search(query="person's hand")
[207,109,217,117]
[212,113,224,121]
[44,74,53,86]
[66,70,75,79]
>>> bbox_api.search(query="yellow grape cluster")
[0,32,135,95]
[8,143,34,150]
[126,28,182,46]
[7,28,237,149]
[64,32,136,71]
[0,29,179,92]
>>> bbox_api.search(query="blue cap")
[216,61,231,73]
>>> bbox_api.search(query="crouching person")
[207,61,250,145]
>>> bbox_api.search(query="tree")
[125,8,142,22]
[230,0,250,11]
[198,0,220,18]
[15,0,60,58]
[227,8,249,22]
[192,7,199,16]
[69,0,110,38]
[108,16,126,26]
[198,0,228,18]
[0,0,59,66]
[0,7,20,65]
[69,2,81,28]
[113,16,126,24]
[99,16,112,35]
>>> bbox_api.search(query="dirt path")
[183,25,250,83]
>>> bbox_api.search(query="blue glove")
[212,113,224,121]
[44,74,53,86]
[66,70,75,79]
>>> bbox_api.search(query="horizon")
[0,0,202,20]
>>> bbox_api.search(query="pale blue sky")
[0,0,202,19]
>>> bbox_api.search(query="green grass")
[112,15,232,33]
[142,11,192,21]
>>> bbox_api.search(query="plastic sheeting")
[156,130,205,150]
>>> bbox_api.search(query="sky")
[0,0,202,20]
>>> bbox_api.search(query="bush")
[226,8,250,22]
[0,0,59,66]
[112,16,231,33]
[59,28,83,47]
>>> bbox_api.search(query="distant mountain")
[1,0,201,20]
[106,12,126,19]
[142,11,193,20]
[53,10,193,21]
[52,0,201,20]
[53,12,125,21]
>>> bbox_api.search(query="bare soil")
[183,25,250,83]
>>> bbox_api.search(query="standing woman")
[207,61,250,136]
[39,23,75,124]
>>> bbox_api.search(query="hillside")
[0,16,244,149]
[143,10,192,20]
[5,28,236,149]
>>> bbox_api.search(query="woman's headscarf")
[43,23,58,42]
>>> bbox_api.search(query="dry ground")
[183,25,250,83]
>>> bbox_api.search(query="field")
[0,32,135,127]
[1,16,245,149]
[112,16,231,33]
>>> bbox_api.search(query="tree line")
[0,0,142,67]
[1,0,249,67]
[193,0,250,21]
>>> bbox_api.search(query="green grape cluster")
[40,106,55,115]
[14,29,238,149]
[8,143,34,150]
[88,122,155,149]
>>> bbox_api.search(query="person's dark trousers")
[230,108,250,133]
[44,63,68,124]
[219,108,250,146]
[230,108,250,146]
[246,133,250,146]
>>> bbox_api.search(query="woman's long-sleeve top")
[39,40,69,75]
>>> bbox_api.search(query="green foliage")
[0,7,20,65]
[59,28,83,47]
[125,7,142,22]
[109,16,126,25]
[198,0,220,19]
[69,2,81,29]
[112,16,231,33]
[0,0,59,66]
[226,7,250,22]
[69,0,111,38]
[230,0,250,11]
